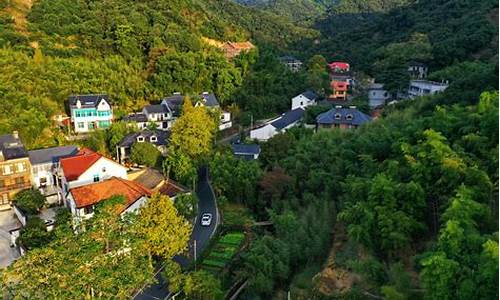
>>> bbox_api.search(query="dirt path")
[3,0,34,35]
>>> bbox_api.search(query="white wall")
[291,95,314,110]
[62,157,127,195]
[122,196,148,215]
[31,163,54,189]
[368,89,390,108]
[250,124,277,141]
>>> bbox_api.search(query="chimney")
[335,105,342,109]
[349,105,357,109]
[0,150,4,162]
[202,91,209,95]
[12,131,19,140]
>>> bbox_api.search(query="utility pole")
[250,114,253,130]
[194,239,197,271]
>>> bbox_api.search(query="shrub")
[130,142,162,167]
[17,217,53,249]
[14,189,45,215]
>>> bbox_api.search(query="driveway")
[0,209,21,268]
[134,167,219,300]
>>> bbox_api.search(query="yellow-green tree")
[134,193,192,262]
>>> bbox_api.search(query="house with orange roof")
[67,177,151,222]
[59,148,127,203]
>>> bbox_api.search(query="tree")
[17,217,54,249]
[14,189,45,215]
[306,55,330,96]
[133,193,191,261]
[130,142,162,167]
[174,193,198,219]
[183,271,223,300]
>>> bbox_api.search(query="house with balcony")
[28,145,79,205]
[59,148,127,204]
[316,106,372,130]
[330,81,349,100]
[408,80,448,98]
[0,132,32,209]
[116,130,170,164]
[67,177,151,224]
[68,94,113,133]
[279,55,303,72]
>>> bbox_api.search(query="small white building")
[28,145,79,204]
[59,149,127,204]
[408,62,428,79]
[291,90,318,110]
[408,80,448,98]
[68,95,113,133]
[250,108,305,141]
[368,83,391,108]
[67,177,151,224]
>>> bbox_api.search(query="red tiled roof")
[70,177,152,210]
[158,179,188,198]
[329,62,350,70]
[60,148,102,181]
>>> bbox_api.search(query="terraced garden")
[201,232,245,273]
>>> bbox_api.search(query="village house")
[67,177,151,224]
[116,129,170,164]
[279,55,303,72]
[231,143,261,160]
[328,61,350,73]
[250,108,305,141]
[68,94,113,133]
[316,106,372,130]
[368,83,391,108]
[59,148,127,204]
[28,145,79,204]
[330,81,349,101]
[408,80,448,98]
[128,167,189,200]
[408,62,428,79]
[291,90,318,110]
[0,132,31,209]
[221,41,255,59]
[194,92,232,130]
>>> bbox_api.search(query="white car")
[201,213,212,226]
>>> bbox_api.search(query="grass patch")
[200,231,245,272]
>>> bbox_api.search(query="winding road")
[134,167,219,300]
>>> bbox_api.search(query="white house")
[59,148,127,204]
[28,145,79,204]
[368,83,391,108]
[196,92,232,131]
[408,80,448,98]
[291,90,318,110]
[68,94,113,133]
[67,177,151,224]
[250,108,305,141]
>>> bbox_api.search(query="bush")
[17,217,54,249]
[174,193,198,219]
[14,189,45,215]
[130,142,162,167]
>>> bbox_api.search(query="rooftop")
[301,90,318,101]
[198,93,219,107]
[60,148,102,181]
[316,107,372,126]
[118,130,170,148]
[271,108,305,130]
[232,143,261,156]
[123,113,148,123]
[143,104,168,114]
[158,180,188,198]
[68,94,109,108]
[28,145,79,165]
[0,133,28,160]
[70,177,152,210]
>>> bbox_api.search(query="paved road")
[134,168,219,300]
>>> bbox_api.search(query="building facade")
[0,133,32,209]
[408,80,448,98]
[316,106,372,130]
[68,94,113,133]
[291,91,318,110]
[368,83,391,108]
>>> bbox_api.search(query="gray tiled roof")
[301,90,318,101]
[232,144,261,155]
[123,113,148,123]
[68,94,109,108]
[118,130,170,148]
[143,104,168,114]
[199,93,219,107]
[0,134,27,160]
[28,145,79,165]
[271,108,305,130]
[316,107,372,126]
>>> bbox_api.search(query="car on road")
[201,213,212,226]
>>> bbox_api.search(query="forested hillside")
[0,0,315,148]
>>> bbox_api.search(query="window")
[98,120,110,128]
[97,111,111,117]
[334,113,341,120]
[383,92,388,97]
[102,167,106,173]
[84,206,94,215]
[346,114,353,120]
[15,177,24,185]
[17,163,25,172]
[300,101,303,106]
[150,136,157,143]
[78,122,85,129]
[93,174,100,182]
[3,165,11,175]
[88,122,95,129]
[40,177,47,187]
[137,136,145,142]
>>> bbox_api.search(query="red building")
[330,80,349,100]
[328,61,350,73]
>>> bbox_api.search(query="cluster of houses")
[328,61,353,101]
[0,130,189,255]
[249,89,372,141]
[368,62,449,108]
